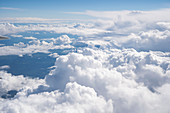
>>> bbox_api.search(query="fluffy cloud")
[0,23,107,37]
[0,81,113,113]
[121,30,170,51]
[1,12,170,52]
[0,45,170,113]
[0,8,170,113]
[48,53,59,58]
[0,35,74,56]
[0,71,45,97]
[50,35,72,45]
[45,48,170,113]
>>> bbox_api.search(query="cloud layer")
[0,8,170,113]
[0,48,170,113]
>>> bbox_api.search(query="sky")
[0,0,170,19]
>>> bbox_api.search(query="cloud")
[0,80,113,113]
[11,34,23,38]
[0,8,170,113]
[0,71,45,97]
[53,35,72,44]
[67,9,170,22]
[0,23,107,37]
[0,35,74,56]
[1,47,167,113]
[0,65,10,70]
[45,48,170,113]
[24,36,37,40]
[0,43,170,113]
[0,7,20,10]
[120,29,170,52]
[48,53,59,58]
[0,17,83,23]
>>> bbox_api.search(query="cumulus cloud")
[45,48,170,113]
[0,8,170,113]
[0,23,108,36]
[48,53,59,58]
[0,43,170,113]
[0,82,113,113]
[0,35,74,56]
[1,47,168,113]
[120,30,170,51]
[50,35,72,45]
[1,9,170,52]
[0,71,45,97]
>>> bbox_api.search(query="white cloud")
[0,71,45,97]
[0,46,170,113]
[120,29,170,51]
[0,65,10,70]
[0,8,170,113]
[46,35,72,45]
[24,36,37,40]
[11,34,23,37]
[0,17,82,23]
[0,9,169,52]
[0,81,113,113]
[55,35,72,44]
[0,37,74,56]
[45,48,170,113]
[0,7,20,10]
[68,9,170,22]
[0,44,4,46]
[48,53,59,58]
[157,22,170,30]
[0,23,108,36]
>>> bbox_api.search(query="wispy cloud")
[66,8,170,22]
[0,7,20,10]
[0,17,85,23]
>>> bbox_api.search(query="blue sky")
[0,0,170,19]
